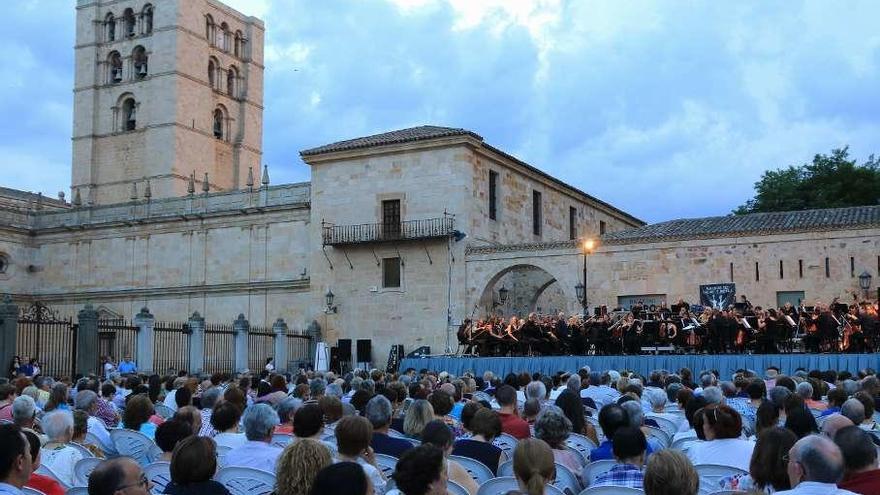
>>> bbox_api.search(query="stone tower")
[72,0,264,205]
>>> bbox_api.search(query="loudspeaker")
[356,339,372,363]
[406,346,431,358]
[337,339,352,361]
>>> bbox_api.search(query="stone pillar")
[0,295,19,376]
[188,312,206,375]
[76,304,99,377]
[133,307,154,374]
[233,314,249,373]
[272,318,288,374]
[307,320,321,370]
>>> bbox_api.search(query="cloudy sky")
[3,1,879,223]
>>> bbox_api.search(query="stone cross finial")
[73,188,82,207]
[202,172,210,193]
[144,180,152,199]
[261,165,270,186]
[246,167,254,189]
[187,173,195,195]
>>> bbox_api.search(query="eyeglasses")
[116,474,150,492]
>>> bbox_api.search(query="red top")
[840,469,880,495]
[27,473,65,495]
[498,412,530,440]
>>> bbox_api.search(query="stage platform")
[399,353,880,379]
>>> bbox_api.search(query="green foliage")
[735,147,880,214]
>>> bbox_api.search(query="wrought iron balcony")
[322,217,455,246]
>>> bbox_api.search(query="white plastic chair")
[154,403,175,419]
[498,459,514,476]
[552,462,583,495]
[493,433,519,458]
[67,487,90,495]
[582,460,617,487]
[84,432,104,449]
[74,457,103,486]
[271,433,293,448]
[68,442,96,459]
[35,463,70,490]
[144,461,171,495]
[111,428,158,465]
[215,466,277,495]
[694,464,748,495]
[476,477,565,495]
[449,455,495,484]
[579,486,644,495]
[22,488,46,495]
[566,433,597,464]
[645,415,678,437]
[374,453,399,479]
[472,391,491,403]
[644,426,670,448]
[387,429,407,438]
[447,480,469,495]
[565,444,589,467]
[216,444,232,466]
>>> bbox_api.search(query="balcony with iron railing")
[322,217,455,246]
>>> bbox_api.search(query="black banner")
[699,283,736,309]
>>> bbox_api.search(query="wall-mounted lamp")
[324,289,337,314]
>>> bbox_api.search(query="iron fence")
[204,322,235,375]
[16,303,77,379]
[287,330,312,370]
[97,319,139,376]
[153,321,190,374]
[247,325,275,372]
[322,217,455,245]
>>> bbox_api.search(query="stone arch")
[475,262,576,317]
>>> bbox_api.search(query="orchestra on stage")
[457,293,880,356]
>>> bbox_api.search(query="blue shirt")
[450,401,465,421]
[118,361,137,374]
[371,432,413,458]
[592,464,644,489]
[590,440,654,461]
[820,407,840,417]
[0,482,22,495]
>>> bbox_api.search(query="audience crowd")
[2,363,880,495]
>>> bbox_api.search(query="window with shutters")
[382,257,401,288]
[382,200,401,239]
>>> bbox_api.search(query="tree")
[734,147,880,214]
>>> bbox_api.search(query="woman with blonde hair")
[513,438,556,495]
[643,449,699,495]
[276,438,333,495]
[403,399,434,439]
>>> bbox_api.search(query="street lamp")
[498,286,509,305]
[324,289,337,314]
[859,270,873,299]
[579,239,597,319]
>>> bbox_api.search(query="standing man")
[117,355,137,375]
[0,424,33,495]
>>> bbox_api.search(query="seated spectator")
[334,415,386,495]
[821,389,850,417]
[720,426,797,493]
[834,425,880,494]
[645,388,686,431]
[294,404,325,441]
[23,430,63,495]
[224,403,283,472]
[786,407,820,439]
[420,420,478,495]
[754,400,781,438]
[208,401,244,449]
[428,389,463,437]
[350,390,373,415]
[496,385,530,440]
[172,406,201,435]
[555,389,599,445]
[687,404,754,471]
[97,382,120,429]
[590,404,631,461]
[841,399,867,427]
[366,395,413,458]
[12,396,47,445]
[43,383,69,413]
[197,387,221,437]
[72,410,104,458]
[319,395,344,430]
[823,414,856,439]
[779,434,855,495]
[534,406,582,481]
[309,462,371,495]
[459,401,483,435]
[852,392,879,431]
[393,444,449,495]
[276,438,332,495]
[644,449,699,495]
[620,399,662,453]
[163,377,186,413]
[155,419,193,462]
[88,457,153,495]
[40,410,84,486]
[798,382,826,411]
[165,436,230,495]
[522,398,541,425]
[592,427,647,489]
[123,394,157,440]
[223,385,248,412]
[0,384,18,422]
[452,407,505,475]
[74,390,113,453]
[403,399,434,440]
[276,397,301,435]
[512,438,556,495]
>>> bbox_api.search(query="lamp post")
[576,239,596,320]
[859,271,873,299]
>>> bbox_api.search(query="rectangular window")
[850,256,855,277]
[382,257,401,288]
[825,257,830,278]
[532,190,542,236]
[381,200,401,239]
[779,260,784,279]
[569,207,577,240]
[488,171,498,221]
[755,262,760,282]
[599,221,607,235]
[799,259,804,278]
[729,262,734,282]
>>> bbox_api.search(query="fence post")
[233,314,249,373]
[272,318,288,374]
[0,295,19,376]
[76,303,99,377]
[307,320,321,369]
[188,312,205,375]
[133,307,154,374]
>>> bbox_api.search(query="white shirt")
[336,457,386,495]
[687,438,755,472]
[214,432,248,450]
[87,415,113,451]
[223,440,283,473]
[581,385,620,407]
[163,390,178,412]
[775,481,858,495]
[42,444,85,486]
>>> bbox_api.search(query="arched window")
[105,13,116,42]
[122,98,137,131]
[213,107,225,139]
[123,8,136,37]
[132,46,148,79]
[205,14,215,44]
[208,58,217,88]
[227,65,237,97]
[234,31,243,58]
[220,22,230,52]
[142,4,153,34]
[108,51,123,83]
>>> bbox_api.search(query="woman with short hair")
[403,399,434,439]
[276,438,332,495]
[644,450,699,495]
[451,407,506,475]
[309,462,372,495]
[393,444,448,495]
[211,401,246,449]
[512,438,556,495]
[334,415,386,495]
[123,394,158,439]
[164,436,230,495]
[420,420,478,494]
[534,406,582,481]
[40,411,84,486]
[686,404,754,471]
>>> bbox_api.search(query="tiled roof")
[603,205,880,244]
[299,125,481,156]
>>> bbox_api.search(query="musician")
[622,314,641,355]
[857,302,878,352]
[708,309,725,353]
[844,306,864,353]
[816,304,838,352]
[802,306,822,353]
[658,302,672,320]
[631,300,644,320]
[740,295,754,315]
[554,313,570,353]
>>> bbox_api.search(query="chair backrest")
[582,460,617,486]
[143,461,171,495]
[216,444,232,466]
[579,486,645,495]
[644,426,670,448]
[387,429,407,438]
[472,391,491,403]
[498,459,514,477]
[22,487,46,495]
[35,463,70,489]
[645,415,677,437]
[566,433,597,464]
[493,433,519,458]
[66,487,90,495]
[215,466,277,495]
[111,428,157,465]
[565,444,589,467]
[374,453,399,479]
[446,480,469,495]
[74,457,104,487]
[552,462,582,495]
[694,464,748,495]
[271,433,293,448]
[153,403,175,420]
[449,455,495,484]
[84,431,104,449]
[68,442,96,459]
[476,477,565,495]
